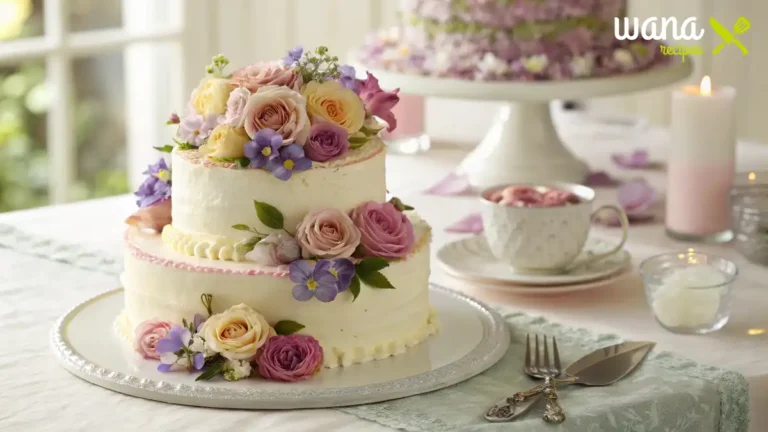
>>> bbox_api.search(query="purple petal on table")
[424,173,474,196]
[612,150,650,169]
[445,213,484,234]
[585,171,620,187]
[157,363,173,373]
[617,179,658,215]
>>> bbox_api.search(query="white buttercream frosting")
[170,138,387,245]
[120,213,435,368]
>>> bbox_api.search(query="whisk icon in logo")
[710,17,751,55]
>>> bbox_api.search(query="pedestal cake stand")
[356,60,693,188]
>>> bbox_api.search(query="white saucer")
[51,285,509,409]
[437,236,631,287]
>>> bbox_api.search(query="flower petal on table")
[618,179,658,215]
[424,173,474,196]
[445,213,484,234]
[585,171,620,187]
[612,150,650,169]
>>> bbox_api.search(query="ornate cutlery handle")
[484,376,578,422]
[542,376,566,424]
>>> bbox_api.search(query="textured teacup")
[480,182,629,274]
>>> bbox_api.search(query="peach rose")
[231,62,303,93]
[302,80,365,134]
[242,85,311,145]
[295,208,361,259]
[201,304,275,361]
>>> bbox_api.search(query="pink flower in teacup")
[134,319,172,360]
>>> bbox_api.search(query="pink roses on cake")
[296,209,361,259]
[304,123,350,162]
[257,334,323,382]
[231,62,303,93]
[134,319,172,360]
[350,202,415,259]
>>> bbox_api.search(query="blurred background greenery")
[0,0,129,212]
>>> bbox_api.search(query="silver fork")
[526,334,566,424]
[485,334,566,423]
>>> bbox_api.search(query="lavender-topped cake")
[358,0,669,81]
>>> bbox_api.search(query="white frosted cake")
[120,47,437,382]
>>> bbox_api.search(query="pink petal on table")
[445,213,484,234]
[424,173,474,196]
[612,150,650,169]
[617,179,658,215]
[585,171,620,187]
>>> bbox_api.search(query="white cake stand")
[358,60,693,188]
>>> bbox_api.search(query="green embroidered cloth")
[0,224,750,431]
[340,312,749,432]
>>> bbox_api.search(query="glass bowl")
[639,251,738,334]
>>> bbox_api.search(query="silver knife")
[485,341,655,422]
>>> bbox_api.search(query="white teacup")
[480,182,629,274]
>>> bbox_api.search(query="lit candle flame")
[747,328,765,336]
[749,172,756,183]
[700,76,712,96]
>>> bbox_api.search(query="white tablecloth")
[2,127,767,431]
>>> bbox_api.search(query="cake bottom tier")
[120,226,437,368]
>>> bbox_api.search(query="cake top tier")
[143,46,399,186]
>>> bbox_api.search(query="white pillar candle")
[666,76,737,239]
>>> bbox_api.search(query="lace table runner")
[0,223,749,432]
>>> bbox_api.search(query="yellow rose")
[201,304,275,360]
[199,125,250,159]
[302,80,365,134]
[192,77,232,115]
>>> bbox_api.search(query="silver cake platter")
[51,284,510,409]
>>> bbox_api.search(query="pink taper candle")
[666,76,736,241]
[381,94,425,140]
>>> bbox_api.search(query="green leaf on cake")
[195,357,226,381]
[237,157,250,168]
[234,236,262,256]
[360,125,384,136]
[154,144,174,153]
[349,136,369,149]
[349,274,361,301]
[355,258,395,290]
[274,320,305,335]
[253,201,284,230]
[358,270,395,289]
[177,142,196,150]
[355,257,389,275]
[232,224,252,231]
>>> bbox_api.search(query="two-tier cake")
[118,47,437,383]
[358,0,668,80]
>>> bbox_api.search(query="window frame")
[0,0,211,204]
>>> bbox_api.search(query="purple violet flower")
[330,258,355,291]
[290,260,339,302]
[338,65,360,93]
[266,144,312,181]
[156,325,205,372]
[178,113,220,147]
[283,46,304,66]
[244,128,282,168]
[135,159,171,208]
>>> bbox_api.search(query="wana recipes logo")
[614,16,751,62]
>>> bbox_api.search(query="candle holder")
[640,252,738,334]
[731,186,768,265]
